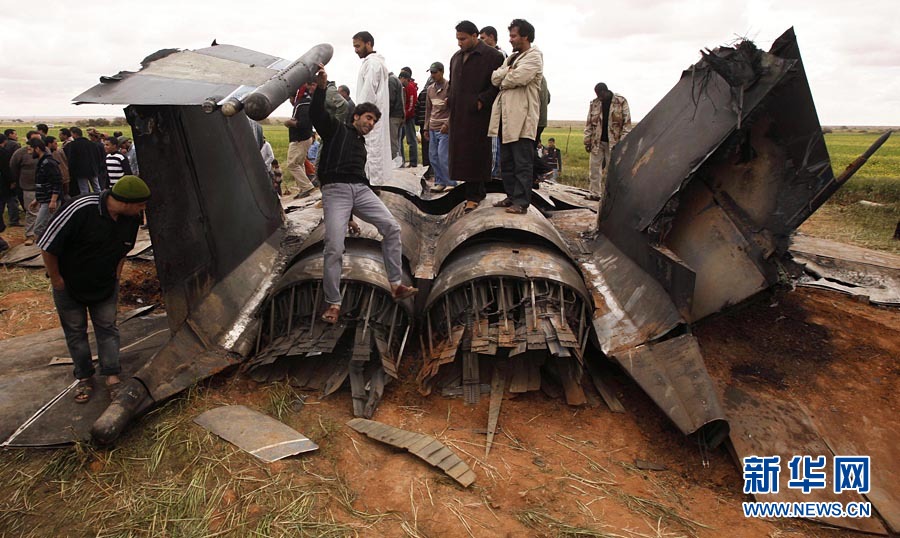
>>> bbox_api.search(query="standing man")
[415,76,433,179]
[104,137,132,187]
[449,20,504,212]
[46,136,70,201]
[584,82,630,206]
[65,126,104,194]
[121,137,139,176]
[489,19,543,214]
[353,31,392,188]
[9,131,43,244]
[309,64,416,324]
[542,137,562,180]
[424,62,453,192]
[27,138,62,240]
[284,84,317,198]
[338,85,356,121]
[479,26,508,58]
[3,129,20,153]
[38,175,150,403]
[0,134,19,228]
[388,71,405,166]
[398,69,418,168]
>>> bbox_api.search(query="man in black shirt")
[310,64,416,324]
[38,175,150,403]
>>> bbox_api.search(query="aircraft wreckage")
[1,28,896,534]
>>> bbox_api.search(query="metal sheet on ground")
[347,418,476,487]
[724,385,888,535]
[194,405,318,462]
[1,315,170,447]
[791,233,900,306]
[0,243,41,265]
[614,334,727,441]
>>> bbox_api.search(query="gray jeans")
[52,284,121,379]
[76,176,101,194]
[321,182,403,305]
[34,202,56,240]
[22,190,37,238]
[390,117,404,159]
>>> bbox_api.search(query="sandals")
[505,205,527,214]
[464,201,479,213]
[321,304,341,324]
[74,379,93,404]
[492,198,513,208]
[392,284,419,301]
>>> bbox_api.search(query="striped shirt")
[105,152,131,186]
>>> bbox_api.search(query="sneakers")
[23,237,35,246]
[492,198,513,208]
[430,185,446,193]
[585,194,601,201]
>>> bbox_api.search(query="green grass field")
[3,123,897,251]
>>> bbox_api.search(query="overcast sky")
[2,0,898,125]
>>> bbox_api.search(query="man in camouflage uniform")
[584,82,630,210]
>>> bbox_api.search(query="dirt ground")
[1,225,897,536]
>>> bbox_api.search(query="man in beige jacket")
[488,18,543,214]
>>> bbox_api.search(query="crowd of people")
[1,124,138,251]
[308,18,630,325]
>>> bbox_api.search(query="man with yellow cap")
[38,175,150,403]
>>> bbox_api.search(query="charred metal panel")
[578,235,683,356]
[127,104,282,332]
[599,28,835,321]
[615,335,728,444]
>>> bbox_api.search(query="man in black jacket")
[310,64,416,324]
[64,126,104,194]
[27,138,63,240]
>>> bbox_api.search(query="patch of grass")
[516,509,618,538]
[0,266,49,296]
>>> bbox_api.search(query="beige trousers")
[287,139,314,193]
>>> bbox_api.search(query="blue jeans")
[52,284,121,379]
[428,130,455,187]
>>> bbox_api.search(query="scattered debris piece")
[194,405,318,462]
[347,418,476,487]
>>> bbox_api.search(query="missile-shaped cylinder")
[242,43,334,121]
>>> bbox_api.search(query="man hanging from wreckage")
[309,63,418,324]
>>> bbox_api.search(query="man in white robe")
[353,31,392,188]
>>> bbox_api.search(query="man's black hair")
[113,131,123,138]
[354,102,382,121]
[338,84,350,94]
[2,129,15,137]
[455,20,479,35]
[509,18,535,42]
[594,82,609,97]
[35,123,49,134]
[0,134,6,144]
[59,127,71,137]
[480,25,498,39]
[548,137,555,142]
[25,130,37,139]
[353,31,374,46]
[272,159,279,166]
[27,137,46,151]
[71,126,83,137]
[45,135,56,144]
